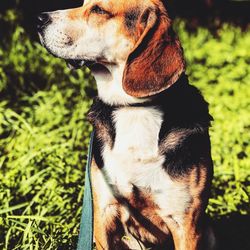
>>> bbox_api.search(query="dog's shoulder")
[157,74,212,129]
[157,75,213,177]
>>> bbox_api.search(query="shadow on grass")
[213,214,250,250]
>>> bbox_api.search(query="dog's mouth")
[65,59,95,70]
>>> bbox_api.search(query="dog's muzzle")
[37,12,95,70]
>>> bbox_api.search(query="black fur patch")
[124,8,140,32]
[87,98,117,168]
[162,128,212,177]
[155,74,213,177]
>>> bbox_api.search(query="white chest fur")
[100,106,191,217]
[103,107,164,188]
[113,106,163,163]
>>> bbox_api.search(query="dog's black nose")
[37,13,51,30]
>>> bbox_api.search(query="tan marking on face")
[67,7,85,20]
[67,0,155,45]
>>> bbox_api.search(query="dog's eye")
[90,5,108,15]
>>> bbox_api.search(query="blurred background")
[0,0,249,249]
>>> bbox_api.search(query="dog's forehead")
[83,0,155,11]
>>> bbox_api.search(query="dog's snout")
[37,13,51,31]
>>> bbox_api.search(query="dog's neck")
[90,62,190,108]
[91,71,190,108]
[90,62,150,106]
[88,73,212,132]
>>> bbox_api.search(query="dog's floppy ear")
[122,7,185,98]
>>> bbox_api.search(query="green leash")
[77,131,94,250]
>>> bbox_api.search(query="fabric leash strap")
[77,131,95,250]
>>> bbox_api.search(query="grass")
[0,18,249,249]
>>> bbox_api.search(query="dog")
[37,0,216,249]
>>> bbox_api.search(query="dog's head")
[38,0,185,105]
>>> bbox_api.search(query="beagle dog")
[38,0,216,249]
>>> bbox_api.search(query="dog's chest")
[101,107,191,215]
[103,107,163,186]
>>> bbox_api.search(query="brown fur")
[123,4,185,97]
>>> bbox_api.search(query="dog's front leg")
[167,166,213,250]
[91,161,130,250]
[93,202,129,250]
[169,212,215,250]
[166,204,212,250]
